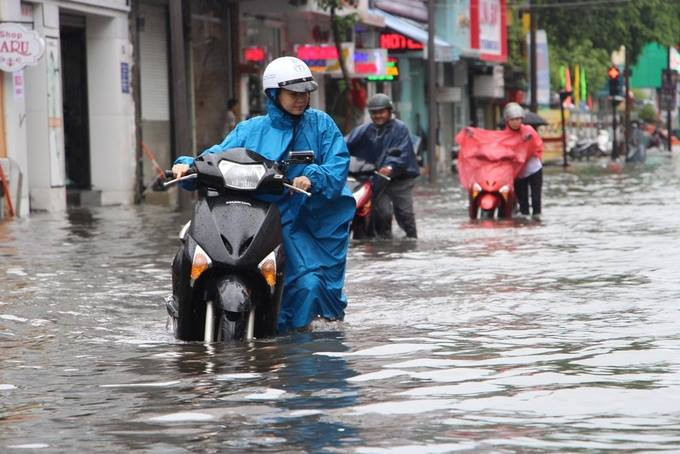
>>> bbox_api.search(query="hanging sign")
[353,49,388,76]
[0,23,46,72]
[295,43,354,75]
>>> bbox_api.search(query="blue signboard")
[120,62,129,94]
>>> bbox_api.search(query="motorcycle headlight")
[218,161,266,190]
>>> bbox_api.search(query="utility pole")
[130,0,143,203]
[169,0,192,210]
[427,0,437,182]
[529,0,537,113]
[559,91,571,167]
[623,49,631,160]
[667,47,674,152]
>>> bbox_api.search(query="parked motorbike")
[567,130,610,161]
[159,148,313,342]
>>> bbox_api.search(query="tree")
[316,0,359,131]
[506,0,680,97]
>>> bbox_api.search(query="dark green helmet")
[367,93,393,111]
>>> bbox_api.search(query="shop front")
[1,0,135,214]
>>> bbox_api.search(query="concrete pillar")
[86,14,135,206]
[25,2,66,212]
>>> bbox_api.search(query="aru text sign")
[0,23,45,72]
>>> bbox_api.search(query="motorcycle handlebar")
[374,171,391,181]
[283,181,311,197]
[163,172,197,188]
[156,166,310,197]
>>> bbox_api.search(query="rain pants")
[175,97,356,333]
[455,125,543,191]
[345,118,420,178]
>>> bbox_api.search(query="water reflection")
[2,154,680,451]
[95,330,359,452]
[65,208,101,239]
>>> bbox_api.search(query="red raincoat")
[455,125,544,191]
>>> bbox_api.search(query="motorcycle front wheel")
[202,302,255,342]
[219,308,255,341]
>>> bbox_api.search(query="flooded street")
[2,151,680,452]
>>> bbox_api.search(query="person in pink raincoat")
[455,103,543,217]
[503,102,544,216]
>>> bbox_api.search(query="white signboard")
[0,23,46,72]
[479,0,503,57]
[670,46,680,72]
[527,30,550,106]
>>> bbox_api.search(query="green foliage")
[505,6,528,88]
[536,0,680,63]
[637,103,659,124]
[316,0,359,40]
[506,0,680,97]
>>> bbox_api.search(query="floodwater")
[2,151,680,453]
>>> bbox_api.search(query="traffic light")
[608,65,621,97]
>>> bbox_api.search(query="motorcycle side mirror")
[388,147,401,157]
[286,150,315,164]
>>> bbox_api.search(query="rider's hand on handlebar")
[292,176,312,192]
[378,166,393,177]
[171,164,191,179]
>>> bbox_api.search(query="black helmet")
[367,93,393,111]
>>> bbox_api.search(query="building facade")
[0,0,135,215]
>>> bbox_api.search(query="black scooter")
[159,148,313,342]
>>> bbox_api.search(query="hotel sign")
[0,23,45,72]
[379,32,423,51]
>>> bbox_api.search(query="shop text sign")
[380,33,423,51]
[0,23,45,72]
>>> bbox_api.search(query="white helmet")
[262,56,318,93]
[503,102,525,121]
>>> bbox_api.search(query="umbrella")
[497,110,548,129]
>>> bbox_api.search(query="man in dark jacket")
[346,93,420,238]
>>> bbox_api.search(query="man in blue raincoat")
[345,93,419,238]
[171,56,355,333]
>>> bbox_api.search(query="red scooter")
[347,156,390,238]
[456,128,532,220]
